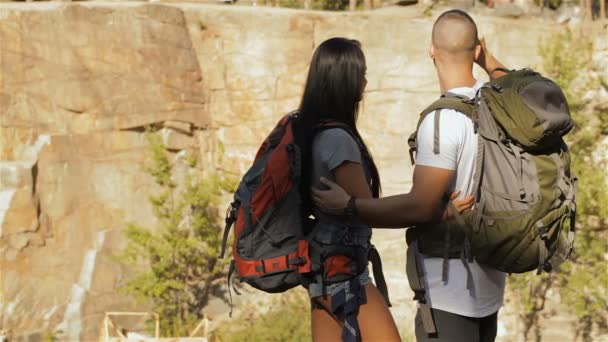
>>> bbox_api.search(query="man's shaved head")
[432,10,478,59]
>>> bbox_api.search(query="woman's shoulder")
[314,127,357,145]
[312,127,363,167]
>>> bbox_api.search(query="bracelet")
[345,197,358,218]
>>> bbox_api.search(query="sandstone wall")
[0,3,601,341]
[0,4,210,340]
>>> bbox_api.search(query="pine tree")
[119,131,236,336]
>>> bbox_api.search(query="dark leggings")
[415,308,498,342]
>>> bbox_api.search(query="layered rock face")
[0,3,600,341]
[0,4,209,340]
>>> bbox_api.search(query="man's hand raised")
[475,36,508,80]
[475,36,492,71]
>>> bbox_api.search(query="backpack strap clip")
[491,84,504,93]
[408,133,417,165]
[567,177,578,255]
[463,98,476,105]
[536,221,548,241]
[219,201,240,259]
[536,221,551,275]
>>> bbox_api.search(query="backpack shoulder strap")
[315,121,366,154]
[408,96,476,164]
[315,120,351,133]
[419,95,476,122]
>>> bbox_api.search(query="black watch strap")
[345,197,358,218]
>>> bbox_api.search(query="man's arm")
[312,109,476,228]
[352,165,456,227]
[313,166,473,228]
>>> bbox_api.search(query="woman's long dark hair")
[296,37,381,200]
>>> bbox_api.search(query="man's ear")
[474,42,482,61]
[429,44,436,60]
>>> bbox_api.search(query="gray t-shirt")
[307,128,373,298]
[310,128,371,227]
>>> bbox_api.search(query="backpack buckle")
[491,84,504,93]
[288,256,307,266]
[540,229,548,241]
[537,222,548,241]
[220,202,240,259]
[409,147,416,165]
[412,290,426,304]
[225,202,239,224]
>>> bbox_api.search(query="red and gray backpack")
[219,111,390,307]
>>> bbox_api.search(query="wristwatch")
[345,197,358,218]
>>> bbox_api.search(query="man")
[312,10,509,342]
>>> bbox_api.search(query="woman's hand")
[311,177,350,216]
[442,192,475,221]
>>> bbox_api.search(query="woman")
[297,37,471,342]
[296,37,401,342]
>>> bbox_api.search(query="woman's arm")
[312,128,373,204]
[333,162,373,200]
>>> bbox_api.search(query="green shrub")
[43,330,64,342]
[212,290,312,341]
[118,130,236,336]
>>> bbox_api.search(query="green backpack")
[407,69,578,276]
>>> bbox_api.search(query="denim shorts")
[308,268,372,299]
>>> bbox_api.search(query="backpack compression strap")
[234,240,312,277]
[369,245,391,307]
[406,238,436,334]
